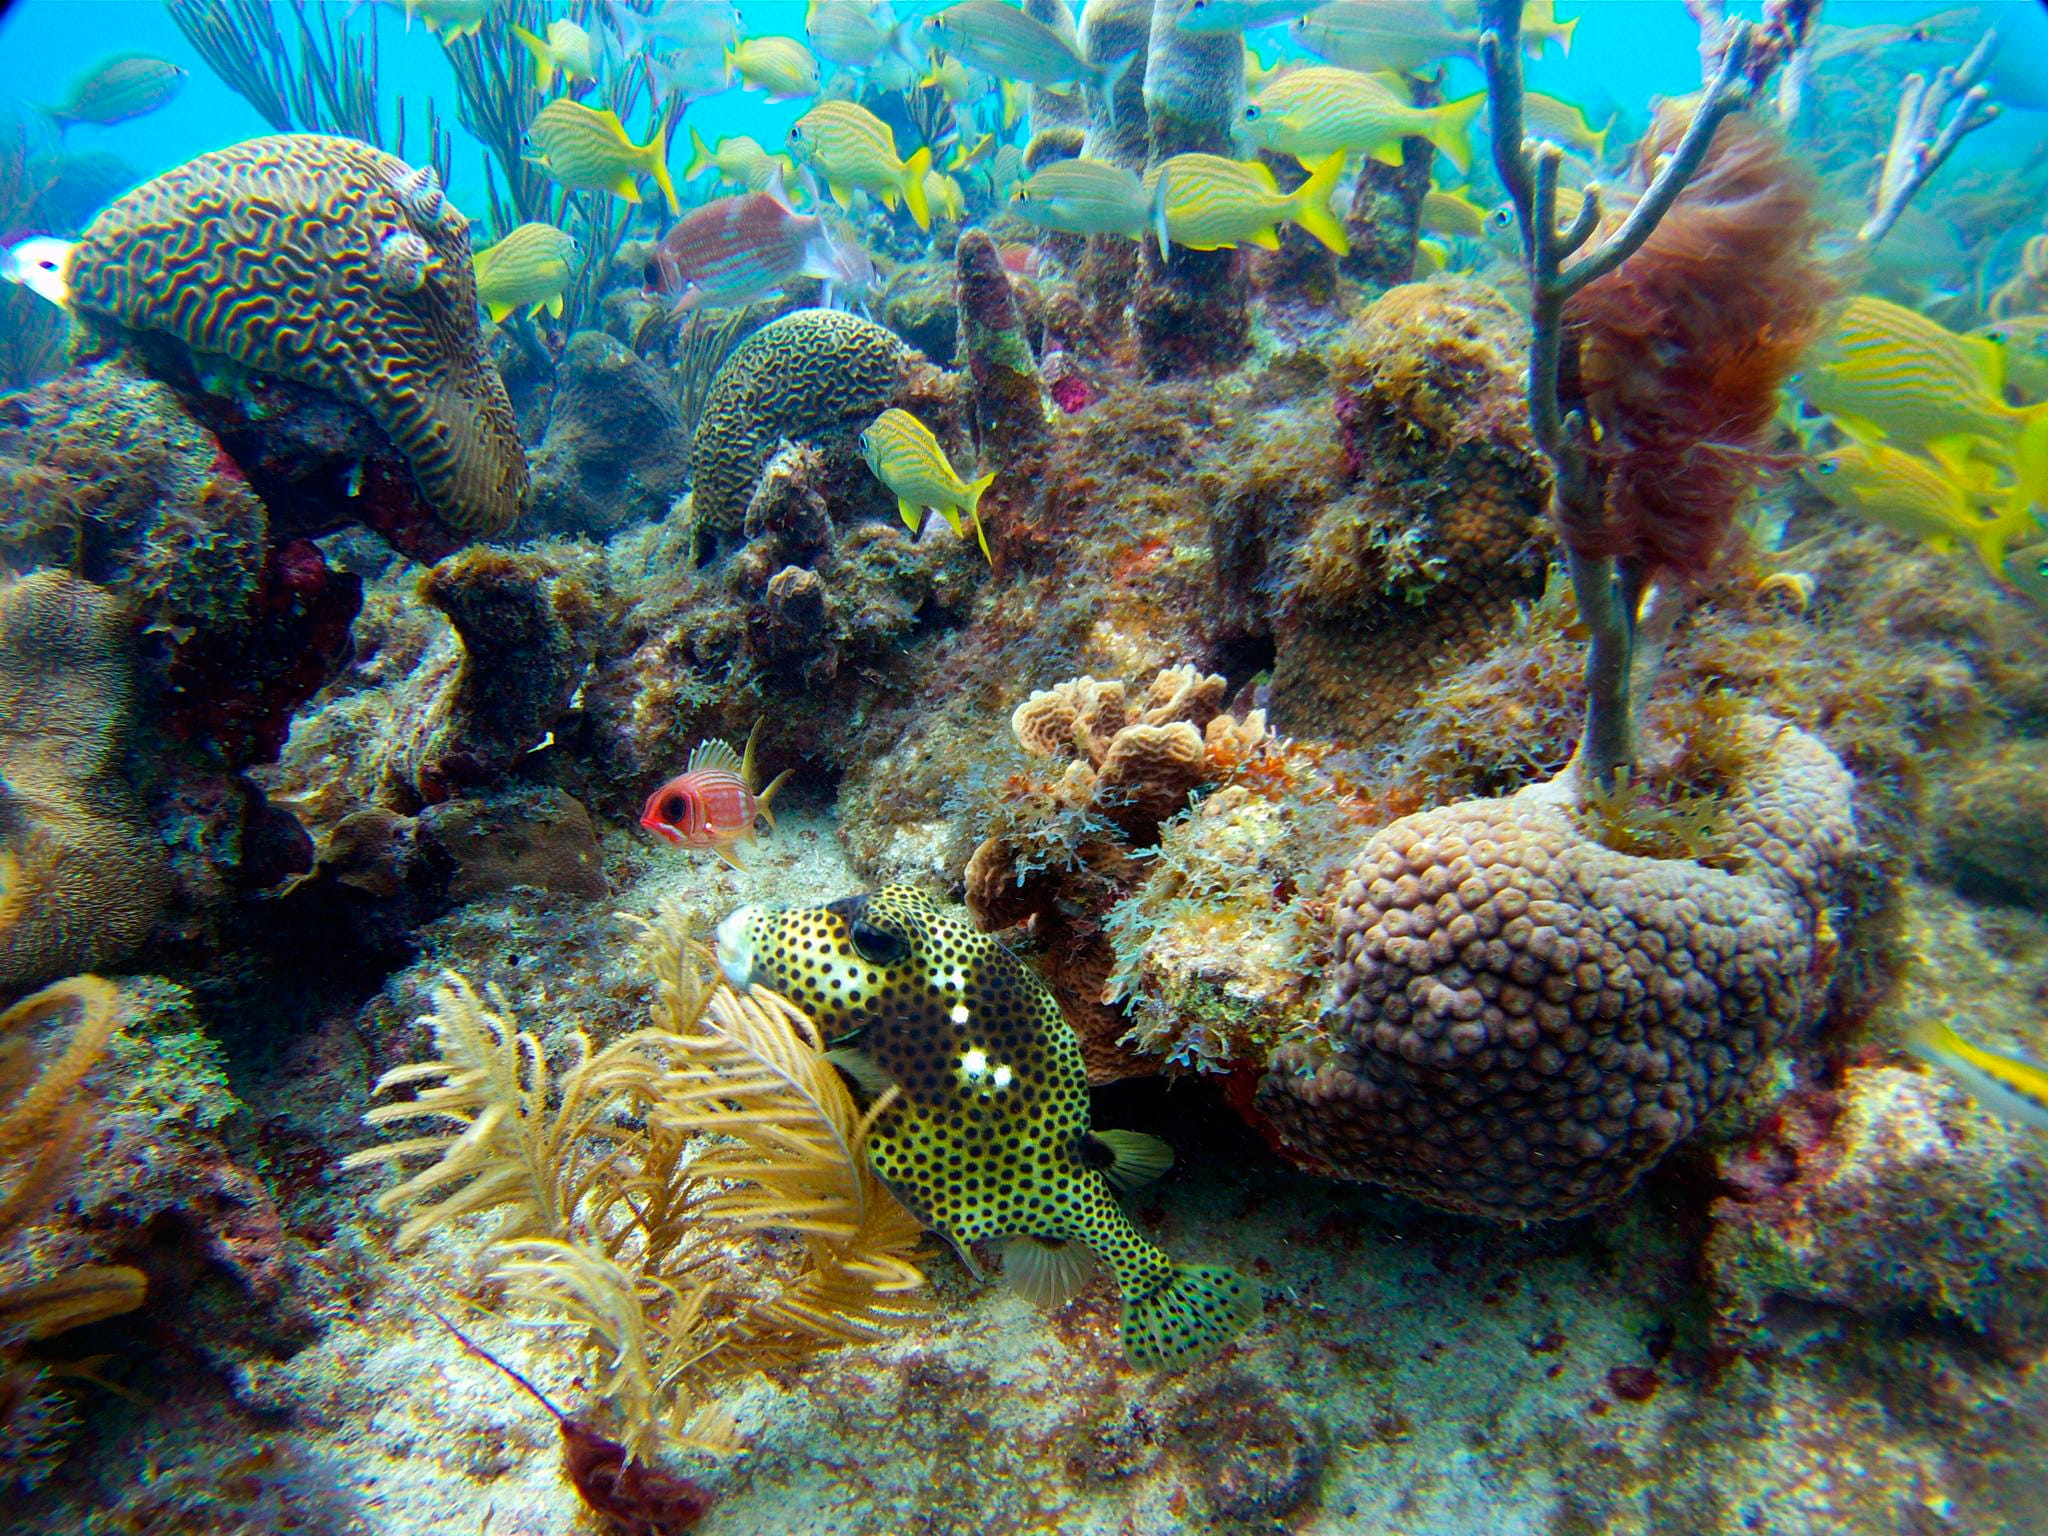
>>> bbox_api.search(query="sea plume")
[1561,109,1827,578]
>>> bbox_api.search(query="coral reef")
[526,330,692,540]
[964,665,1229,1082]
[1931,737,2048,907]
[955,229,1049,563]
[1259,279,1551,742]
[1340,78,1438,288]
[689,308,926,538]
[0,573,170,994]
[65,135,525,537]
[1257,716,1857,1219]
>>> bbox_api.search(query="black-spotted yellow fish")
[1242,66,1482,174]
[1147,151,1350,257]
[787,100,933,230]
[526,99,680,214]
[472,222,581,324]
[1009,157,1149,239]
[713,886,1262,1370]
[726,35,823,99]
[43,54,185,131]
[1904,1017,2048,1134]
[511,18,596,92]
[860,408,993,562]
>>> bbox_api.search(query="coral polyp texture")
[0,571,169,992]
[1257,717,1859,1220]
[63,134,526,536]
[688,307,916,534]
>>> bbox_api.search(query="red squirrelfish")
[644,176,853,314]
[639,721,793,871]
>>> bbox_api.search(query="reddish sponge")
[1255,716,1856,1220]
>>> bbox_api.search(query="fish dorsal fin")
[687,737,745,777]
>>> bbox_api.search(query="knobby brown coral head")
[1561,110,1828,579]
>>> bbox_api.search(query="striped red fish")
[643,180,856,314]
[638,721,793,871]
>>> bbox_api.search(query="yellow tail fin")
[963,471,995,565]
[510,24,556,93]
[1429,92,1486,178]
[685,125,714,181]
[901,145,933,230]
[1122,1262,1261,1372]
[646,114,681,215]
[1289,151,1349,256]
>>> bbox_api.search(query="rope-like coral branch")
[1478,0,1807,789]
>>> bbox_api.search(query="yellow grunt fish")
[684,128,798,194]
[806,0,894,67]
[511,18,596,93]
[1905,1017,2048,1134]
[861,407,993,562]
[1244,66,1483,173]
[1290,0,1482,74]
[921,0,1137,121]
[390,0,499,43]
[1809,432,2043,581]
[527,99,678,213]
[1421,185,1489,239]
[1177,0,1318,33]
[726,35,823,99]
[1522,90,1612,159]
[713,885,1261,1370]
[788,100,933,230]
[919,49,985,104]
[924,168,967,224]
[1146,150,1350,257]
[1008,157,1149,239]
[1977,314,2048,401]
[472,222,581,323]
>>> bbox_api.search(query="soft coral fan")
[1562,111,1827,579]
[346,912,929,1467]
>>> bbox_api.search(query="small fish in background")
[645,45,730,105]
[806,0,898,68]
[684,129,798,195]
[860,408,995,564]
[787,100,933,230]
[1008,157,1150,239]
[1146,151,1350,257]
[999,78,1028,131]
[605,0,739,59]
[1904,1017,2048,1134]
[42,54,185,132]
[918,49,986,106]
[472,222,581,324]
[644,175,850,315]
[1175,0,1319,35]
[1437,0,1579,55]
[2,236,74,308]
[1242,65,1482,174]
[923,167,967,225]
[1290,0,1482,73]
[1977,314,2048,400]
[525,98,680,214]
[511,18,597,93]
[988,142,1024,193]
[1520,90,1613,160]
[639,721,792,873]
[1420,184,1488,239]
[949,131,996,173]
[389,0,500,42]
[1807,432,2043,583]
[921,0,1137,124]
[726,35,823,100]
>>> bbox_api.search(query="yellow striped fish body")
[726,35,822,99]
[1244,67,1483,174]
[1810,434,2040,580]
[45,54,185,129]
[1421,186,1487,239]
[1146,151,1350,256]
[527,99,680,214]
[1905,1017,2048,1133]
[1008,158,1148,239]
[788,101,933,229]
[860,408,994,563]
[684,129,797,194]
[1976,314,2048,401]
[511,18,595,93]
[921,52,985,104]
[921,0,1103,87]
[2006,538,2048,610]
[1803,294,2023,449]
[1522,91,1611,158]
[472,222,581,323]
[925,169,967,225]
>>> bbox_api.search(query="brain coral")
[688,309,910,534]
[0,572,170,992]
[1255,717,1857,1220]
[65,135,526,537]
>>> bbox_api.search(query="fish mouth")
[715,906,759,989]
[639,816,686,846]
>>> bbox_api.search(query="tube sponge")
[1560,113,1827,578]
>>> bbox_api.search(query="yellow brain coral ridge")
[65,134,526,536]
[1256,716,1858,1221]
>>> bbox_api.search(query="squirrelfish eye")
[661,792,687,819]
[848,918,909,966]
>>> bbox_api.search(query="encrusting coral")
[0,976,148,1491]
[1256,715,1858,1220]
[0,572,170,994]
[64,135,526,537]
[525,330,693,540]
[346,907,928,1475]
